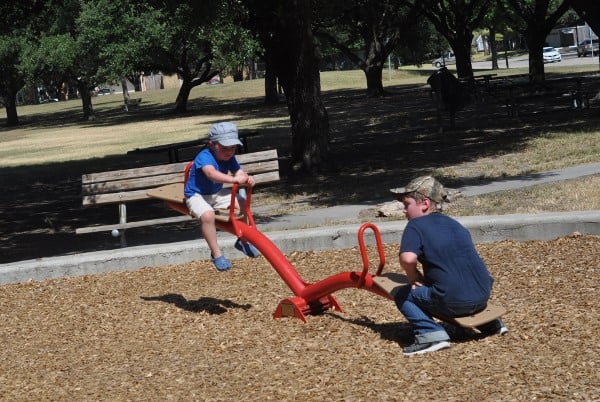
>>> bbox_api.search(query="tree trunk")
[3,91,19,127]
[452,33,474,79]
[526,31,546,84]
[490,28,499,70]
[77,79,95,120]
[264,47,281,104]
[121,78,130,100]
[364,63,385,98]
[274,0,330,173]
[175,80,193,113]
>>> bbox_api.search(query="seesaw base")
[274,295,343,323]
[372,272,507,329]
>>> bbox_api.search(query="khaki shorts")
[186,189,245,218]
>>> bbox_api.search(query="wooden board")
[372,272,409,297]
[372,271,506,328]
[146,183,185,204]
[450,304,507,328]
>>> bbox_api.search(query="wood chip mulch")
[1,234,599,401]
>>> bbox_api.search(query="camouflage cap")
[390,176,448,203]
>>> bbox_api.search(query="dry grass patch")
[450,175,600,216]
[435,130,600,180]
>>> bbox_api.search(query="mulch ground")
[1,234,598,401]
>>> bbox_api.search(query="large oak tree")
[245,0,330,173]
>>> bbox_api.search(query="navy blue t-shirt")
[184,148,241,197]
[400,213,493,306]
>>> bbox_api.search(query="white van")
[432,51,456,68]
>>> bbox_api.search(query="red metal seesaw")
[155,173,506,328]
[161,177,394,322]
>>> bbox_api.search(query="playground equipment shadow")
[1,162,600,285]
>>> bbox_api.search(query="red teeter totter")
[148,163,505,328]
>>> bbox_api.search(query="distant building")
[547,24,598,48]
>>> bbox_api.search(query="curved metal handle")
[357,222,386,287]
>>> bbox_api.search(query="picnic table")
[127,131,260,162]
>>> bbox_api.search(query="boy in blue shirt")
[390,176,507,355]
[185,122,260,271]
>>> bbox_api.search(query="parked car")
[97,88,114,95]
[542,46,561,63]
[577,38,599,57]
[432,51,456,68]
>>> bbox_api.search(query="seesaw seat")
[372,272,506,329]
[147,183,245,222]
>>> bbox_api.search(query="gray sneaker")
[403,340,450,356]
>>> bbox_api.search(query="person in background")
[390,176,507,356]
[184,122,261,271]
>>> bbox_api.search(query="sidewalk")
[255,161,600,231]
[1,163,599,285]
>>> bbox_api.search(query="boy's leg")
[186,194,226,260]
[199,210,222,258]
[394,285,450,344]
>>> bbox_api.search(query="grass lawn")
[1,64,600,262]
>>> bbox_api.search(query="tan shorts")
[185,189,245,218]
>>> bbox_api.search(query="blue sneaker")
[235,239,261,258]
[211,255,232,271]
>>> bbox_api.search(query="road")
[472,49,600,70]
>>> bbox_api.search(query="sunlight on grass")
[433,130,600,181]
[2,66,600,174]
[450,175,600,216]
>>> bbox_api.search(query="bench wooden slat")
[145,170,280,205]
[82,172,184,196]
[75,215,193,234]
[83,189,154,206]
[82,162,189,184]
[84,170,280,206]
[82,163,278,197]
[82,150,278,186]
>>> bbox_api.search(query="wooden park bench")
[127,131,261,163]
[76,149,280,246]
[123,97,142,111]
[372,272,507,330]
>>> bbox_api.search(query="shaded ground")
[1,235,598,400]
[1,72,600,263]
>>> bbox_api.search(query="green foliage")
[210,22,261,80]
[0,36,27,96]
[22,34,78,84]
[77,0,168,83]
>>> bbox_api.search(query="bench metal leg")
[118,203,127,247]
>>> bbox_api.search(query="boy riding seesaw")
[385,176,507,355]
[184,122,261,271]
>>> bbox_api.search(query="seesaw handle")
[357,222,386,287]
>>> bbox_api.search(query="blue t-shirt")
[400,213,493,306]
[184,148,241,197]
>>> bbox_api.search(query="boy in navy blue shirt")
[185,122,260,271]
[390,176,507,355]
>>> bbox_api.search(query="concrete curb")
[1,210,599,285]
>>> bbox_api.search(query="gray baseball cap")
[208,122,243,147]
[390,175,448,203]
